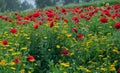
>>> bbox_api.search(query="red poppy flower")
[61,49,69,56]
[50,21,54,28]
[118,69,120,73]
[80,14,85,18]
[13,57,20,64]
[14,12,18,16]
[33,24,39,29]
[72,16,79,23]
[9,20,12,23]
[17,17,22,21]
[56,6,59,10]
[33,12,40,17]
[39,20,43,25]
[114,22,120,29]
[78,34,83,39]
[46,12,54,18]
[72,28,78,33]
[28,55,35,62]
[89,12,94,17]
[10,28,17,34]
[2,40,8,45]
[64,18,68,23]
[100,17,108,23]
[61,8,66,13]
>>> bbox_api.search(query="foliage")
[0,2,120,73]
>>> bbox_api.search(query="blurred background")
[0,0,105,12]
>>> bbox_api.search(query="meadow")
[0,3,120,73]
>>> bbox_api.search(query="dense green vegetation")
[0,0,120,73]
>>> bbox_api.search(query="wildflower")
[49,21,54,28]
[56,45,60,49]
[61,49,69,55]
[78,34,83,39]
[33,23,39,29]
[61,8,66,13]
[10,28,17,34]
[84,68,91,72]
[110,64,116,71]
[56,6,59,10]
[100,17,108,23]
[72,16,79,23]
[20,69,25,73]
[117,69,120,73]
[21,47,27,50]
[9,62,15,66]
[60,62,70,67]
[13,57,20,64]
[100,67,107,71]
[64,18,68,23]
[32,12,40,17]
[114,22,120,29]
[0,60,6,66]
[11,67,16,70]
[66,34,72,38]
[72,28,78,33]
[2,40,8,45]
[28,55,35,62]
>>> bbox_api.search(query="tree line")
[0,0,99,12]
[0,0,33,12]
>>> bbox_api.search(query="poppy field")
[0,4,120,73]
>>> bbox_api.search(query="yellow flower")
[82,28,85,30]
[98,55,103,58]
[66,34,72,38]
[21,47,27,50]
[110,64,116,71]
[60,62,70,67]
[23,64,26,66]
[54,25,59,28]
[112,49,119,54]
[44,37,47,39]
[56,45,60,49]
[63,22,67,24]
[23,34,29,37]
[98,32,103,34]
[100,68,107,71]
[14,34,19,37]
[84,68,91,72]
[9,62,15,66]
[0,60,6,66]
[70,52,74,56]
[62,30,67,34]
[12,52,21,56]
[20,69,25,73]
[109,26,112,28]
[7,48,14,52]
[26,37,30,40]
[35,34,38,36]
[63,72,67,73]
[78,66,83,70]
[15,43,19,46]
[28,71,32,73]
[48,49,51,51]
[63,25,68,28]
[29,67,34,70]
[87,34,92,37]
[11,67,16,70]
